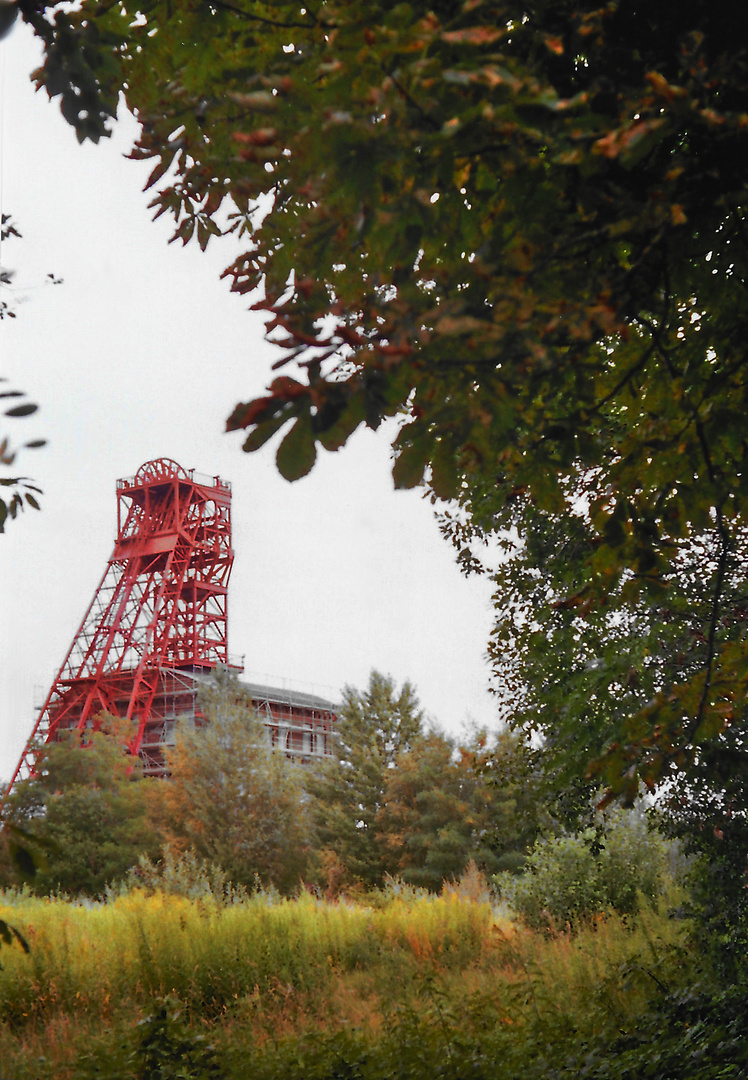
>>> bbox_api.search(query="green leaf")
[9,924,29,954]
[226,396,276,432]
[602,516,626,549]
[242,411,289,453]
[276,414,317,481]
[318,396,366,452]
[393,438,429,490]
[430,438,460,500]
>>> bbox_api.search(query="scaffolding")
[245,680,337,761]
[134,671,338,777]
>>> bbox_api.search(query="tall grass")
[0,888,696,1080]
[0,889,493,1024]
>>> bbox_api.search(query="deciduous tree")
[20,0,748,800]
[496,807,672,927]
[444,486,748,812]
[378,731,475,890]
[163,670,312,892]
[1,716,161,896]
[468,729,551,869]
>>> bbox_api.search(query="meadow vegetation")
[0,878,723,1080]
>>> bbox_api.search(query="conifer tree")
[378,731,474,890]
[310,670,423,888]
[377,729,547,889]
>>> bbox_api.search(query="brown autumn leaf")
[442,25,506,46]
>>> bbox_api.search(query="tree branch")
[695,507,730,729]
[203,0,333,30]
[588,339,658,416]
[381,66,442,131]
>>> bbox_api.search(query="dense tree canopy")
[0,717,161,896]
[456,496,748,811]
[379,731,479,890]
[18,0,748,799]
[311,673,546,891]
[0,671,554,898]
[377,729,543,888]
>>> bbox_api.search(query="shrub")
[600,808,670,914]
[78,995,223,1080]
[123,846,254,906]
[495,808,670,927]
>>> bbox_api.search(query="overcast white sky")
[0,22,501,783]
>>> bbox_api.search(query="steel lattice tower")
[7,458,237,789]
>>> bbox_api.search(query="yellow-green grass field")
[0,888,699,1079]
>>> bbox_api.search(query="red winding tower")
[8,458,237,787]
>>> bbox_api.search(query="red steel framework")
[6,458,237,790]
